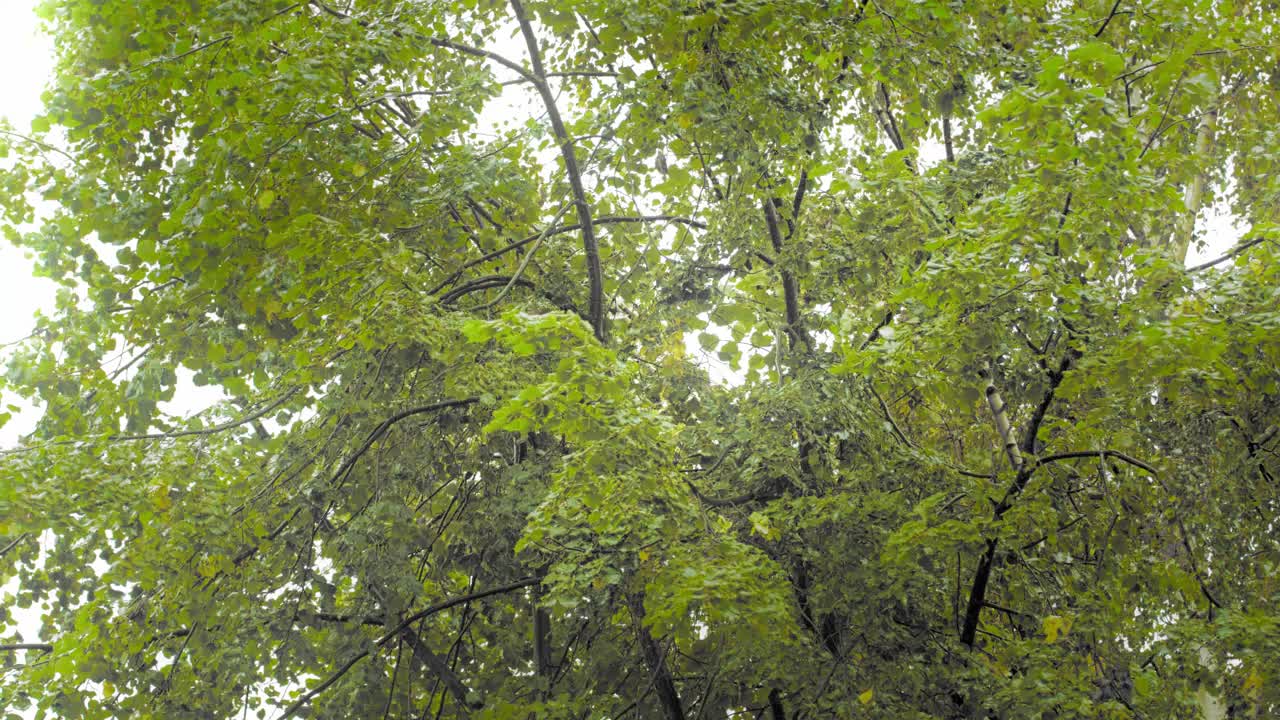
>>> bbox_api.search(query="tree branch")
[437,275,536,306]
[327,398,478,489]
[762,199,809,351]
[111,390,300,442]
[962,349,1080,646]
[1093,0,1124,37]
[378,577,542,645]
[1034,450,1157,476]
[627,594,687,720]
[979,361,1023,473]
[1187,237,1271,272]
[0,532,30,559]
[509,0,605,341]
[276,577,540,719]
[0,642,53,653]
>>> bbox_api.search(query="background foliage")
[2,0,1279,718]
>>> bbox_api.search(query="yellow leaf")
[257,189,276,210]
[858,689,874,705]
[352,163,368,177]
[103,681,115,696]
[151,485,172,511]
[1043,614,1071,643]
[1242,669,1262,695]
[638,549,650,562]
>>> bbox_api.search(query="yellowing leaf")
[352,163,368,177]
[859,689,874,704]
[257,189,276,210]
[749,511,778,540]
[151,486,172,512]
[1043,614,1071,643]
[1242,669,1262,695]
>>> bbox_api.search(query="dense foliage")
[2,0,1279,718]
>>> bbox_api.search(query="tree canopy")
[2,0,1279,718]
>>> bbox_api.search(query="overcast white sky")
[0,2,56,447]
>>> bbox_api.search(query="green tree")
[2,1,1279,718]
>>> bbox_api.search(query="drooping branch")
[2,390,302,457]
[509,0,605,342]
[276,577,541,719]
[326,398,478,489]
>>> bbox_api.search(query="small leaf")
[1043,614,1071,643]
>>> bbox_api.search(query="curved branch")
[275,647,373,719]
[1,390,301,457]
[112,390,301,441]
[509,0,604,341]
[475,202,575,311]
[377,577,542,645]
[684,478,781,507]
[276,577,541,719]
[1187,237,1271,272]
[1034,450,1157,476]
[427,215,706,296]
[438,275,536,306]
[327,398,478,489]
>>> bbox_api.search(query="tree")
[1,0,1278,717]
